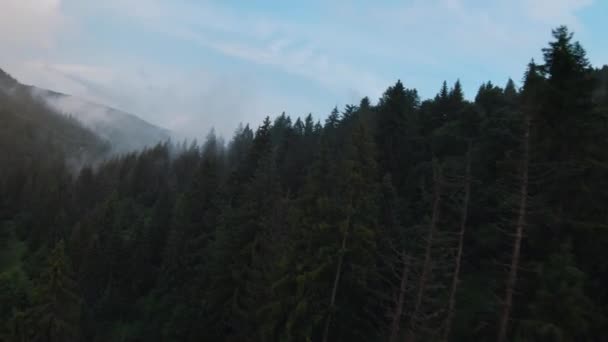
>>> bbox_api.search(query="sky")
[1,0,607,139]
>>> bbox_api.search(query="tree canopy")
[1,26,607,342]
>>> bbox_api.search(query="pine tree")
[375,80,421,192]
[279,119,381,342]
[520,25,608,338]
[449,79,465,105]
[504,78,518,104]
[516,242,593,341]
[325,107,341,129]
[439,81,449,100]
[204,117,281,341]
[497,61,538,342]
[26,240,81,342]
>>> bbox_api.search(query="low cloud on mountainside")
[29,86,171,153]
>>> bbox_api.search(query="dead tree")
[406,160,443,342]
[497,112,531,342]
[388,251,411,342]
[442,139,473,341]
[322,208,352,342]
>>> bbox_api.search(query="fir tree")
[27,240,81,342]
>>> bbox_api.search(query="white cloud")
[89,0,387,99]
[0,0,382,138]
[177,30,385,96]
[7,61,116,105]
[0,0,66,49]
[7,59,310,139]
[523,0,593,26]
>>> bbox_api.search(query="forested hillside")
[1,27,607,342]
[0,67,170,156]
[0,68,109,168]
[32,87,171,154]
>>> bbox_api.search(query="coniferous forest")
[1,27,608,342]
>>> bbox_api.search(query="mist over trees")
[1,27,608,341]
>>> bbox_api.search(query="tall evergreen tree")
[26,240,81,342]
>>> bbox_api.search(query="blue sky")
[1,0,607,139]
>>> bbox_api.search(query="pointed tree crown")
[542,26,590,80]
[439,81,449,100]
[449,79,465,103]
[504,78,518,98]
[325,106,341,128]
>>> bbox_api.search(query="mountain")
[30,87,171,154]
[0,68,109,171]
[0,67,170,155]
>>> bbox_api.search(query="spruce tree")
[27,240,81,342]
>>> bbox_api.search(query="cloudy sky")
[1,0,607,139]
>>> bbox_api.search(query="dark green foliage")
[24,240,81,342]
[1,27,607,342]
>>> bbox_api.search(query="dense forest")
[1,27,608,342]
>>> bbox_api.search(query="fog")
[29,86,171,154]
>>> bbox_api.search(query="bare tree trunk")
[442,139,473,342]
[322,212,351,342]
[389,252,411,342]
[497,114,531,342]
[406,160,443,342]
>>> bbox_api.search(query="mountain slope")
[0,66,170,156]
[30,87,171,153]
[0,68,109,170]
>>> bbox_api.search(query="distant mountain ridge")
[0,68,108,170]
[29,87,171,154]
[0,67,171,155]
